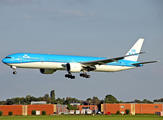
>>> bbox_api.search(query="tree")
[56,98,65,104]
[161,98,163,102]
[153,99,158,102]
[92,96,101,105]
[31,110,36,115]
[0,111,3,116]
[104,94,118,103]
[42,110,46,115]
[50,90,55,101]
[134,99,153,103]
[142,99,153,103]
[67,103,78,110]
[86,98,92,105]
[65,97,80,105]
[44,94,52,103]
[8,111,13,116]
[41,97,46,101]
[116,110,120,115]
[125,109,130,114]
[87,98,91,101]
[134,99,141,103]
[6,99,13,105]
[26,95,32,104]
[44,94,50,100]
[153,98,163,102]
[50,90,56,104]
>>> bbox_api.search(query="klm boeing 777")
[2,38,158,79]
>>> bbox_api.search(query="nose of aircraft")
[2,58,7,64]
[2,58,6,63]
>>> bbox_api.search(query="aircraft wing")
[81,52,145,66]
[131,61,159,65]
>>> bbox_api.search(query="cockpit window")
[6,57,11,59]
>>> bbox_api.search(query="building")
[0,104,55,115]
[77,105,98,113]
[70,102,81,106]
[0,103,163,116]
[31,101,46,105]
[56,104,68,114]
[101,103,163,115]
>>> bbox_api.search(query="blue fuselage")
[2,53,141,70]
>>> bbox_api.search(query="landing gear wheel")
[80,73,84,77]
[13,71,17,74]
[65,74,69,77]
[80,73,90,78]
[86,75,90,78]
[65,74,75,79]
[71,76,75,79]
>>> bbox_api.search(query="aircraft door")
[121,61,125,67]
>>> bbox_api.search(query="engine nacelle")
[66,63,82,73]
[40,69,56,74]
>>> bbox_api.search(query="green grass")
[0,115,162,120]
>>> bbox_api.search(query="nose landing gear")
[13,71,17,74]
[11,66,17,75]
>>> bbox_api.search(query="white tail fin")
[125,38,144,61]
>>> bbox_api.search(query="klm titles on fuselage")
[23,54,39,60]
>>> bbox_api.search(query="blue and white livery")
[2,38,158,79]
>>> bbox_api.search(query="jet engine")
[40,69,56,74]
[66,63,82,73]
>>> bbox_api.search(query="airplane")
[2,38,159,79]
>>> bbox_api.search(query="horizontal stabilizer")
[131,61,159,65]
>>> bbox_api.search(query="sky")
[0,0,163,102]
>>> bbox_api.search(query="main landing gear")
[65,72,90,79]
[80,73,90,78]
[11,66,17,75]
[65,74,75,79]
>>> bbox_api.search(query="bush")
[125,109,130,114]
[31,110,36,115]
[42,110,46,115]
[8,111,13,116]
[0,111,3,116]
[116,110,120,115]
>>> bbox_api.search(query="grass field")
[0,115,162,120]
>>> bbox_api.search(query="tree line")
[0,90,162,106]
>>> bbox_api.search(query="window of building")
[92,107,94,109]
[121,106,124,108]
[155,106,158,108]
[121,111,125,114]
[82,107,90,109]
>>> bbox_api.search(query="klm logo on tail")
[125,38,144,61]
[128,49,138,56]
